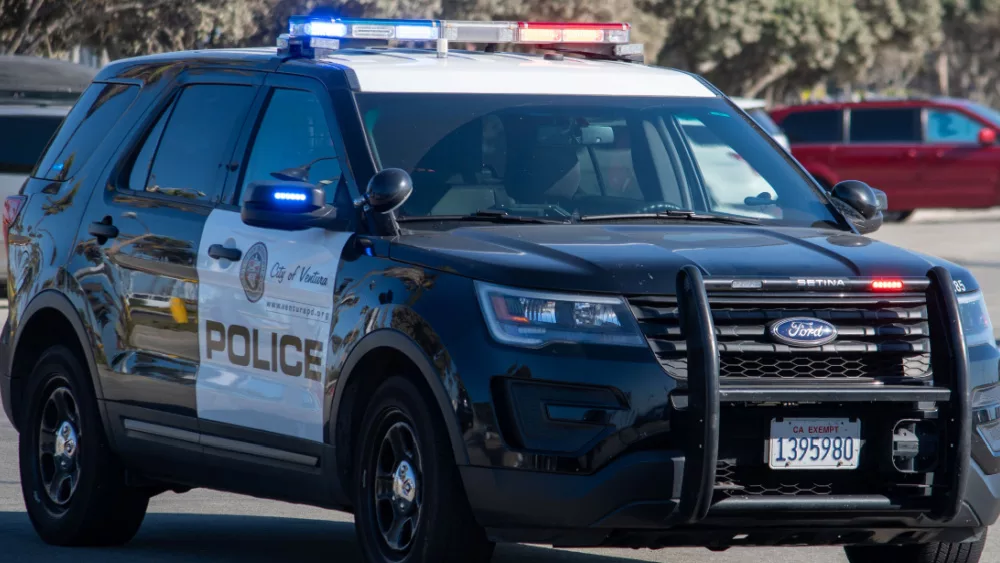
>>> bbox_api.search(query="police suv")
[2,15,999,563]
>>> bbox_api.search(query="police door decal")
[195,209,351,441]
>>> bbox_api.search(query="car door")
[78,71,262,454]
[836,107,923,210]
[195,74,356,445]
[920,105,1000,208]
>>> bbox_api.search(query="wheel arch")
[8,290,107,433]
[329,328,470,505]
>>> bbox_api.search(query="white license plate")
[768,418,861,470]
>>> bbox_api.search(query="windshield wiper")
[579,210,760,225]
[397,209,570,225]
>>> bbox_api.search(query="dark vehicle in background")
[0,55,95,292]
[770,98,1000,222]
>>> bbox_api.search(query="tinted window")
[132,84,255,203]
[239,89,341,203]
[746,108,782,136]
[356,93,844,229]
[849,108,920,143]
[0,116,63,174]
[34,83,139,180]
[926,109,983,143]
[778,110,842,144]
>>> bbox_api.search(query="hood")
[389,224,973,295]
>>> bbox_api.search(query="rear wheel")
[18,345,149,546]
[353,376,494,563]
[844,530,987,563]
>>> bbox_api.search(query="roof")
[98,47,717,98]
[0,105,71,117]
[0,55,96,95]
[317,49,716,97]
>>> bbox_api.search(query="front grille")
[715,460,836,497]
[628,290,933,383]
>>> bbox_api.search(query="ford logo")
[769,317,838,347]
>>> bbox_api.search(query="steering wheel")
[637,201,684,214]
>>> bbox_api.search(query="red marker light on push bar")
[871,279,904,291]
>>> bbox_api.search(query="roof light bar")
[279,16,639,60]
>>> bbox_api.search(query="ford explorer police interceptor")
[1,16,999,563]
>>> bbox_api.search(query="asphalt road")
[2,209,1000,563]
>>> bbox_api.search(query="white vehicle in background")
[733,96,790,150]
[0,54,94,290]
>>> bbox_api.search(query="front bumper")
[460,266,999,548]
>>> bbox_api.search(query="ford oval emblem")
[769,317,838,347]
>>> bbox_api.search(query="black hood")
[388,224,975,294]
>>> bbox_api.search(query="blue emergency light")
[277,15,643,60]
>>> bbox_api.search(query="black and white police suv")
[2,15,999,563]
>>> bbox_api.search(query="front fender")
[331,327,471,466]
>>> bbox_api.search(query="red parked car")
[770,98,1000,221]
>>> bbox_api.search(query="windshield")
[963,101,1000,127]
[355,94,844,228]
[745,107,783,136]
[0,115,63,174]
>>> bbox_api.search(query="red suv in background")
[770,98,1000,221]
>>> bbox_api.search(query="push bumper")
[462,266,996,549]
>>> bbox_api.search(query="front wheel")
[844,529,987,563]
[354,376,494,563]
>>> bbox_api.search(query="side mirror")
[979,128,997,146]
[830,179,883,235]
[355,168,413,214]
[241,180,338,231]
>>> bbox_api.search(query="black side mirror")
[241,180,338,231]
[355,168,413,214]
[830,180,883,235]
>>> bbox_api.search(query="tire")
[882,210,914,223]
[18,345,149,546]
[844,529,987,563]
[353,376,494,563]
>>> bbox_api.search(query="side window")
[127,84,256,203]
[849,108,921,143]
[778,110,842,144]
[34,83,139,181]
[239,88,341,204]
[926,109,984,143]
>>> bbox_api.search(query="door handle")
[208,244,242,261]
[88,220,119,241]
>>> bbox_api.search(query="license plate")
[768,418,861,470]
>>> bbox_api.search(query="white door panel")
[196,208,351,441]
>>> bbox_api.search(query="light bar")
[280,16,639,60]
[516,22,630,44]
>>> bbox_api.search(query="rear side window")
[127,84,256,203]
[778,110,842,144]
[34,83,139,181]
[0,115,63,174]
[849,108,921,143]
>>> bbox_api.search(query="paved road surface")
[2,209,999,562]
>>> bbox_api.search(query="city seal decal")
[240,242,268,303]
[769,317,838,347]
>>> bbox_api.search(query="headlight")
[474,281,644,348]
[958,290,995,348]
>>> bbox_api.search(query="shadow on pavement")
[0,511,643,563]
